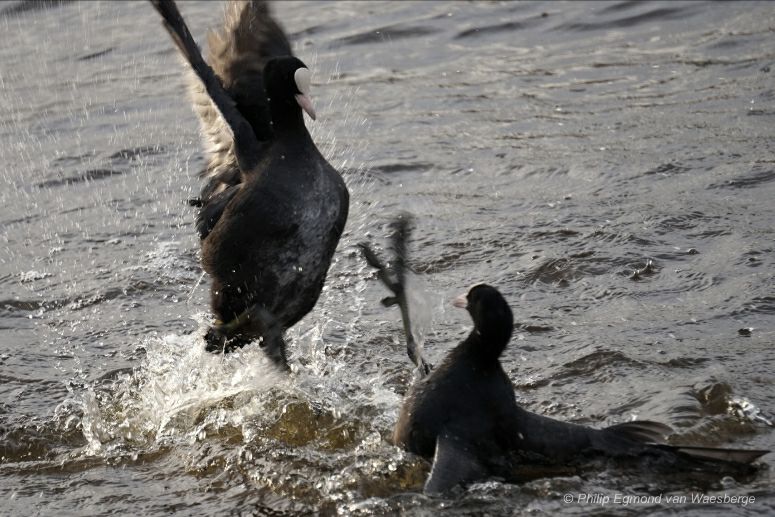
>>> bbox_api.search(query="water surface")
[1,1,774,514]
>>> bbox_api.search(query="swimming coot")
[362,222,769,494]
[151,0,349,368]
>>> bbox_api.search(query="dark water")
[1,0,774,514]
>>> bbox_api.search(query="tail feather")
[657,444,769,464]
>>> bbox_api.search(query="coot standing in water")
[150,0,349,368]
[361,219,768,494]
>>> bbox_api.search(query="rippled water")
[1,0,774,514]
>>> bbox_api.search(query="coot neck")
[269,97,308,138]
[459,326,510,365]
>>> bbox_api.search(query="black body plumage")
[150,0,349,366]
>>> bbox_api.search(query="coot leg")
[360,214,432,376]
[204,303,289,370]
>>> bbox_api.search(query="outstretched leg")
[360,214,432,376]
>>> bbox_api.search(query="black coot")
[151,0,349,368]
[362,221,769,494]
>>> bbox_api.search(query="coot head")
[453,284,514,358]
[264,56,316,121]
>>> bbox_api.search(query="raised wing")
[150,0,261,173]
[191,0,293,197]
